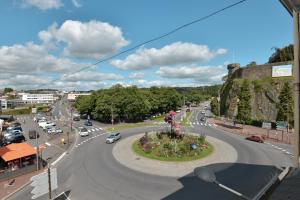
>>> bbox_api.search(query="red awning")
[0,143,36,162]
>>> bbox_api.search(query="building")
[22,93,54,104]
[67,93,91,101]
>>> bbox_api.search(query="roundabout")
[8,111,294,200]
[113,133,238,177]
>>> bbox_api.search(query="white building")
[67,93,91,101]
[22,93,54,104]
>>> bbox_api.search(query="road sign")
[262,122,272,129]
[276,121,287,130]
[30,168,58,199]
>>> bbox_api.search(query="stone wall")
[229,61,293,80]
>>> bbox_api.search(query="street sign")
[30,168,58,199]
[276,121,287,130]
[262,122,272,130]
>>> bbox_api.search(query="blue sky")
[0,0,292,90]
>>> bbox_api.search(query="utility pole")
[70,108,73,132]
[293,9,300,167]
[48,164,52,199]
[36,130,39,171]
[279,0,300,167]
[111,103,114,130]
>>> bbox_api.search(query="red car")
[246,135,264,143]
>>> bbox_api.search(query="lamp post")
[279,0,300,167]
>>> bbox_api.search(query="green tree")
[268,44,293,63]
[237,79,251,123]
[4,88,13,93]
[276,82,294,127]
[210,97,219,116]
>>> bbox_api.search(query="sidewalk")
[268,168,300,200]
[208,118,294,145]
[0,169,43,199]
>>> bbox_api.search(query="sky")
[0,0,293,91]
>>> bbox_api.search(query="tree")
[210,97,219,116]
[237,79,251,123]
[4,88,13,93]
[276,82,294,127]
[268,44,293,63]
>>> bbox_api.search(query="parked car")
[4,130,23,138]
[48,127,63,134]
[29,130,39,139]
[6,126,22,132]
[79,127,89,137]
[4,134,26,145]
[106,133,121,143]
[246,135,264,143]
[84,120,92,126]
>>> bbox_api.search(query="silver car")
[79,127,89,137]
[106,133,121,143]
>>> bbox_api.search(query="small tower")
[227,63,240,76]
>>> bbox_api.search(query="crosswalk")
[189,121,216,127]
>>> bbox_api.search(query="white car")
[106,133,121,143]
[79,127,89,137]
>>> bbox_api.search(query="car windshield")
[81,128,88,132]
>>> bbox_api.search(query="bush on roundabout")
[132,131,213,162]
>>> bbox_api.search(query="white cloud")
[0,74,51,89]
[21,0,63,10]
[61,71,123,82]
[39,20,129,59]
[0,42,83,74]
[156,65,227,85]
[128,72,144,79]
[71,0,82,7]
[111,42,227,70]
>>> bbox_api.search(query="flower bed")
[132,132,213,162]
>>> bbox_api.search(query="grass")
[132,136,213,162]
[150,115,164,122]
[106,122,151,131]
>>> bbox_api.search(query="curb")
[257,167,291,200]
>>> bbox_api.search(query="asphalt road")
[7,104,293,200]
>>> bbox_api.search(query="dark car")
[29,130,40,139]
[246,135,264,143]
[6,126,22,132]
[73,116,80,121]
[4,134,26,145]
[84,120,92,126]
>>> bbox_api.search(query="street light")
[194,167,251,200]
[279,0,300,167]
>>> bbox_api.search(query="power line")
[37,0,247,88]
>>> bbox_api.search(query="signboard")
[276,121,287,130]
[32,108,37,114]
[272,65,292,77]
[262,122,272,130]
[0,119,3,132]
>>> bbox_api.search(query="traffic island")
[132,133,213,162]
[112,133,238,177]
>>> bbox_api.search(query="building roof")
[0,143,36,162]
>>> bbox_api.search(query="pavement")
[3,103,296,200]
[268,168,300,200]
[204,115,299,200]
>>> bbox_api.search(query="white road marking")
[88,130,91,132]
[91,129,95,132]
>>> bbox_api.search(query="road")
[7,103,293,200]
